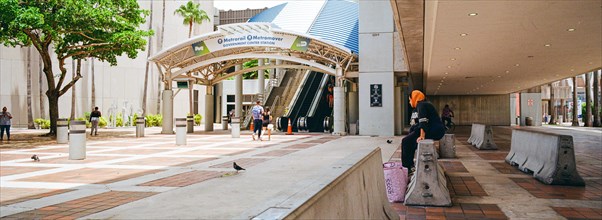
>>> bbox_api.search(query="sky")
[213,0,287,10]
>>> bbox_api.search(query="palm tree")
[157,0,166,114]
[142,0,154,116]
[26,47,35,129]
[174,1,211,38]
[39,55,45,119]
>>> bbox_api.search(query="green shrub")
[145,114,163,127]
[194,114,202,126]
[132,113,139,126]
[116,113,123,127]
[99,117,107,128]
[34,118,50,129]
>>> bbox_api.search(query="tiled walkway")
[0,131,337,219]
[1,125,600,219]
[388,125,602,219]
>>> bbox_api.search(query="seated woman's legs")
[401,131,419,169]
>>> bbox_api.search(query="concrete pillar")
[333,66,347,136]
[276,59,283,81]
[269,59,275,80]
[585,73,592,127]
[520,93,542,126]
[188,80,195,133]
[358,0,395,136]
[594,70,601,127]
[205,85,214,131]
[235,64,243,118]
[548,83,557,125]
[161,89,174,134]
[394,85,402,135]
[348,82,359,124]
[257,58,265,101]
[572,76,579,126]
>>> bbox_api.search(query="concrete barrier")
[56,118,68,144]
[439,134,456,158]
[249,148,398,220]
[467,124,497,150]
[404,140,452,207]
[175,118,186,145]
[505,129,585,186]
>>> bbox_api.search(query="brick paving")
[389,125,601,219]
[0,131,326,219]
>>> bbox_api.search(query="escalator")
[277,71,333,132]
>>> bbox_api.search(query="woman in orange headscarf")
[401,90,446,171]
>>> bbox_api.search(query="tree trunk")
[142,0,154,116]
[548,83,556,125]
[39,55,46,119]
[157,0,166,114]
[70,60,76,120]
[572,76,579,126]
[48,91,59,135]
[594,70,601,127]
[91,58,95,109]
[585,72,592,127]
[26,47,35,129]
[189,20,193,38]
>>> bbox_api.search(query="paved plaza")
[0,125,601,219]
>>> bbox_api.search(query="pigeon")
[233,162,246,172]
[386,140,393,144]
[31,155,40,162]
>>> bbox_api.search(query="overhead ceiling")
[392,0,602,95]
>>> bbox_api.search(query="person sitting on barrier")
[401,90,446,171]
[251,101,264,141]
[262,107,273,141]
[441,104,454,128]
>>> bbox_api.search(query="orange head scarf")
[409,90,425,108]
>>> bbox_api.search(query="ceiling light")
[447,66,452,68]
[443,76,447,79]
[450,58,456,61]
[460,33,468,36]
[454,47,461,50]
[505,70,510,73]
[468,13,478,16]
[571,69,574,72]
[445,72,449,75]
[589,62,593,64]
[567,28,575,32]
[497,75,502,78]
[544,44,551,47]
[515,64,520,67]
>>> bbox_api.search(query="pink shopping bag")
[383,161,409,203]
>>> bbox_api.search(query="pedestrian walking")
[251,101,264,141]
[0,107,13,141]
[89,107,101,136]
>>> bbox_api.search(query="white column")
[276,59,283,81]
[333,66,347,136]
[394,85,402,135]
[257,59,265,101]
[348,82,359,124]
[205,85,214,131]
[235,64,243,118]
[161,89,174,134]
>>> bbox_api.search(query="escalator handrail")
[284,69,312,118]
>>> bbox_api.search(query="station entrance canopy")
[149,22,357,87]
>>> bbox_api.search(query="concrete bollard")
[68,120,87,160]
[439,134,456,158]
[57,118,68,144]
[405,140,452,207]
[231,117,240,138]
[187,115,194,133]
[176,118,187,145]
[136,116,145,138]
[222,116,229,130]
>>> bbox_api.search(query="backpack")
[252,106,262,119]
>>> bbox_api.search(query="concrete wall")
[429,95,511,126]
[0,0,215,127]
[358,0,396,136]
[520,93,543,126]
[285,148,397,219]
